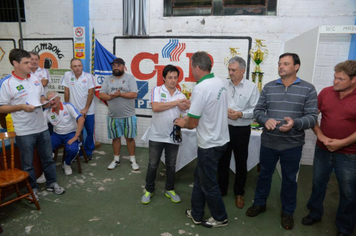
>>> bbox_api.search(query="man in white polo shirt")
[29,51,51,96]
[141,65,190,204]
[174,51,229,228]
[44,91,85,175]
[61,58,95,160]
[0,49,65,200]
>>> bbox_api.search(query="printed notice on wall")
[73,27,85,59]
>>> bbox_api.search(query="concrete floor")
[0,144,348,236]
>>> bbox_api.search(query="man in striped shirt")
[246,53,318,230]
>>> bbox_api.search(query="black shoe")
[336,232,350,236]
[302,215,320,226]
[246,205,266,217]
[281,212,294,230]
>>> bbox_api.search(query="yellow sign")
[75,43,85,59]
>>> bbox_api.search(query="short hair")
[279,53,301,66]
[228,56,246,69]
[162,64,180,78]
[46,90,59,98]
[191,51,212,72]
[29,51,40,59]
[334,60,356,79]
[70,58,82,66]
[9,49,31,66]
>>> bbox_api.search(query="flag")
[93,38,117,105]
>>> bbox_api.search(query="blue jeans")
[83,114,95,156]
[51,132,80,165]
[16,130,57,189]
[191,145,228,222]
[254,145,303,215]
[307,145,356,235]
[145,141,179,193]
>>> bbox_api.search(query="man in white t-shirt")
[141,65,190,205]
[61,59,95,160]
[0,49,65,201]
[44,91,85,176]
[29,52,51,96]
[174,51,229,228]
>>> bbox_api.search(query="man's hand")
[279,117,294,132]
[265,118,281,131]
[177,99,190,110]
[324,139,345,152]
[228,108,242,120]
[23,104,36,113]
[41,78,49,87]
[174,117,186,128]
[109,90,121,100]
[80,108,88,116]
[67,136,79,145]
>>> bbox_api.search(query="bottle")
[5,113,14,132]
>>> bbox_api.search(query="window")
[164,0,277,16]
[0,0,26,22]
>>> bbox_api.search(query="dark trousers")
[218,125,251,196]
[145,140,179,193]
[191,144,228,222]
[254,145,303,215]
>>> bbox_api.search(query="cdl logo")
[131,52,214,87]
[162,39,186,62]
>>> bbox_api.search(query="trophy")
[224,47,241,68]
[250,39,268,92]
[181,84,192,100]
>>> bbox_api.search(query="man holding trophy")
[141,65,190,204]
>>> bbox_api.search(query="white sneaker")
[131,161,139,171]
[107,160,120,170]
[36,172,46,184]
[62,163,73,175]
[28,189,39,203]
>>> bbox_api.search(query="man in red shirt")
[302,60,356,236]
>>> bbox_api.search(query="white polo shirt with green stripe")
[188,73,229,149]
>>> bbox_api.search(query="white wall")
[1,0,355,149]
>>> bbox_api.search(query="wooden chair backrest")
[0,132,16,171]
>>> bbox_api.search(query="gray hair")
[228,56,246,69]
[46,90,59,98]
[191,51,212,72]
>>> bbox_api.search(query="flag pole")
[91,28,95,75]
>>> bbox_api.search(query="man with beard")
[246,53,318,230]
[61,58,95,160]
[302,60,356,236]
[99,58,139,171]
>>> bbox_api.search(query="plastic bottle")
[5,113,14,132]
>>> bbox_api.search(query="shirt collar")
[197,73,214,84]
[12,71,30,80]
[51,102,64,113]
[162,84,181,95]
[229,77,245,87]
[276,77,301,85]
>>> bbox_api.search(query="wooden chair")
[53,135,88,174]
[0,132,40,210]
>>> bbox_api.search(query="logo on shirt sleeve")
[51,115,56,120]
[161,93,166,98]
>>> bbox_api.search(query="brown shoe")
[235,195,245,209]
